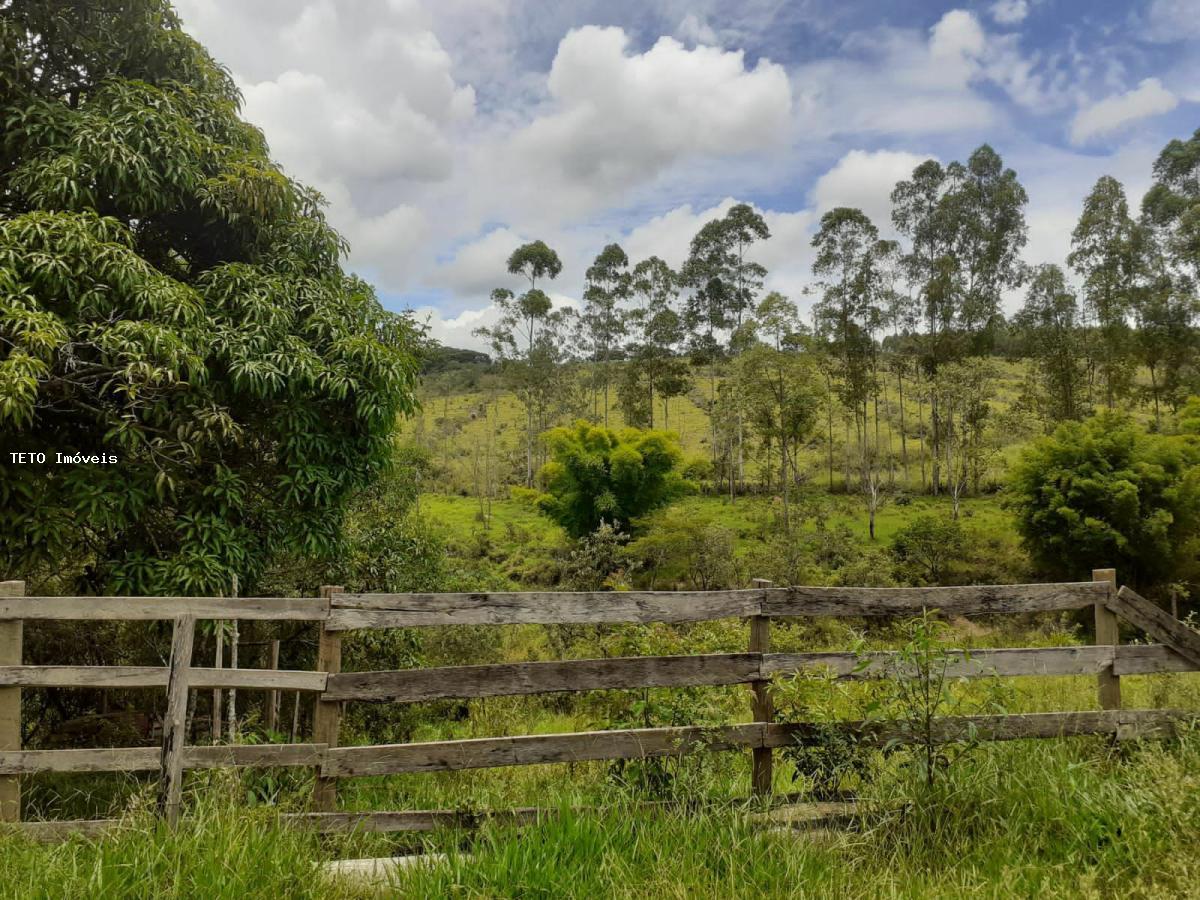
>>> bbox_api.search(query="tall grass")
[4,733,1200,897]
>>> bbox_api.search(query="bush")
[1006,409,1200,586]
[890,515,968,586]
[537,420,693,537]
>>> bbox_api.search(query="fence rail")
[1,571,1197,837]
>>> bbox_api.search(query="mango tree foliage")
[0,1,422,594]
[537,421,692,538]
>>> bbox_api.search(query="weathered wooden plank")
[324,654,762,702]
[0,580,23,823]
[2,818,123,841]
[285,807,550,833]
[322,724,767,777]
[313,585,343,813]
[763,646,1116,680]
[1095,569,1121,710]
[191,668,327,692]
[157,615,195,824]
[185,743,328,770]
[762,582,1106,618]
[0,596,329,621]
[749,580,774,797]
[1112,644,1200,676]
[0,743,328,775]
[327,590,762,629]
[1111,587,1200,669]
[0,666,326,692]
[763,709,1186,748]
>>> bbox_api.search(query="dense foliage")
[537,421,691,537]
[1007,410,1200,586]
[0,1,422,594]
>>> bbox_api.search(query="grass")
[8,732,1200,898]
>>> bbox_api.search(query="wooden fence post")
[265,639,281,734]
[749,578,773,797]
[0,580,24,823]
[313,585,343,812]
[157,615,196,826]
[1094,568,1121,711]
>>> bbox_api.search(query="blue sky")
[173,0,1199,349]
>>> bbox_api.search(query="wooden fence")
[2,568,1199,838]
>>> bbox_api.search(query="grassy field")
[4,363,1190,897]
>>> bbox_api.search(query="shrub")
[537,420,693,537]
[1006,409,1200,586]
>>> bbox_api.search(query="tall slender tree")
[1069,176,1141,408]
[475,241,574,486]
[581,243,630,426]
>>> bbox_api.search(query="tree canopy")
[0,1,423,594]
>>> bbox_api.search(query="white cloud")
[1142,0,1200,42]
[436,228,527,298]
[1069,78,1179,145]
[505,27,792,203]
[989,0,1030,26]
[811,149,934,232]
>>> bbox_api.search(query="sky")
[171,0,1200,352]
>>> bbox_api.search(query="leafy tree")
[1014,264,1088,426]
[475,240,575,486]
[1006,410,1200,587]
[624,505,739,590]
[619,256,690,429]
[1143,126,1200,283]
[811,207,883,487]
[943,145,1029,342]
[581,243,630,426]
[682,203,769,488]
[0,1,422,594]
[537,421,691,537]
[737,338,820,530]
[891,147,1027,491]
[890,514,967,586]
[1069,176,1142,408]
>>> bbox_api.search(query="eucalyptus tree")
[1142,127,1200,409]
[944,145,1029,345]
[1014,264,1088,427]
[1069,176,1142,408]
[581,243,631,425]
[475,240,575,486]
[811,207,882,488]
[738,338,820,531]
[0,0,423,595]
[621,256,689,428]
[1143,126,1200,283]
[890,146,1028,491]
[682,203,770,490]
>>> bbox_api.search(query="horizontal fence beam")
[324,654,761,702]
[0,666,327,692]
[323,645,1196,704]
[761,582,1107,618]
[0,743,327,775]
[0,582,1109,628]
[0,596,329,621]
[320,709,1185,777]
[322,725,765,776]
[7,796,836,841]
[762,646,1121,680]
[326,590,763,629]
[764,709,1185,748]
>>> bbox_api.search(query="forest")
[2,1,1200,897]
